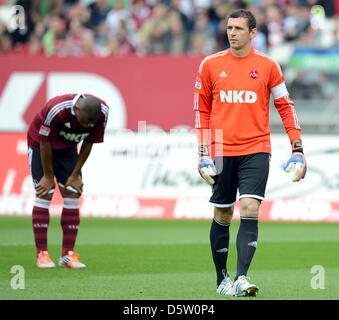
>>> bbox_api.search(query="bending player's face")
[226,17,256,50]
[75,105,96,128]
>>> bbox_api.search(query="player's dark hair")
[227,9,256,31]
[78,96,101,123]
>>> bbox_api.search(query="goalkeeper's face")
[226,17,256,50]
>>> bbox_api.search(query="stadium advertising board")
[0,132,339,222]
[0,56,199,132]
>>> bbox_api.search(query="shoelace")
[221,279,232,287]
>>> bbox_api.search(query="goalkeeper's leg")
[234,153,269,295]
[209,156,238,295]
[233,198,260,296]
[210,207,234,290]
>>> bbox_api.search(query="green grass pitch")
[0,217,338,300]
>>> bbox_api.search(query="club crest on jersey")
[250,70,259,78]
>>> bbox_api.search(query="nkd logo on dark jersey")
[59,130,90,143]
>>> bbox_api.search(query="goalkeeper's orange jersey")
[194,47,301,156]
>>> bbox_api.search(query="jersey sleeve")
[270,61,301,143]
[268,60,284,89]
[84,103,109,144]
[38,100,62,143]
[194,59,212,146]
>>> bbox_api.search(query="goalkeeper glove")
[199,157,217,185]
[283,140,307,182]
[198,144,217,185]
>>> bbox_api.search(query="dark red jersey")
[27,94,109,152]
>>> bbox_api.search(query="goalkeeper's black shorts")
[209,152,270,207]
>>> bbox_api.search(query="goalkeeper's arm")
[271,84,306,182]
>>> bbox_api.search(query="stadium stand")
[0,0,337,56]
[0,0,339,133]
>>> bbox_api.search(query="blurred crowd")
[0,0,338,56]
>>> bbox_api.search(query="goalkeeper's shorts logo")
[248,241,257,248]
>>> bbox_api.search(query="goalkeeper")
[194,9,306,298]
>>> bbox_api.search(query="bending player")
[27,93,109,268]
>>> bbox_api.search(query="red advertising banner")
[0,55,201,131]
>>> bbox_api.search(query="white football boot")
[216,275,234,296]
[58,251,86,269]
[233,275,258,297]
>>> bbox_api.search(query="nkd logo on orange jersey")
[219,90,257,103]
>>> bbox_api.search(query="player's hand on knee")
[283,140,307,182]
[36,176,55,197]
[64,175,83,195]
[198,157,217,186]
